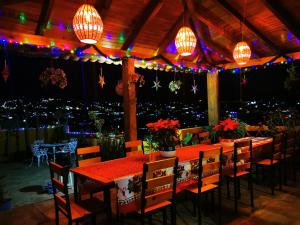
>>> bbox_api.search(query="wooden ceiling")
[0,0,300,68]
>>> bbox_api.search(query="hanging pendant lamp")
[175,26,197,56]
[233,41,251,65]
[73,4,103,44]
[233,0,251,65]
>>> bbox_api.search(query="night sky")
[0,51,298,103]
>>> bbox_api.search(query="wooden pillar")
[207,68,219,125]
[122,57,137,141]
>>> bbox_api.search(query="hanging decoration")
[175,26,197,56]
[39,67,67,89]
[2,60,9,83]
[233,41,251,65]
[98,67,105,88]
[139,75,145,87]
[233,0,251,65]
[241,74,247,87]
[152,70,161,91]
[191,75,198,94]
[73,4,103,44]
[169,69,182,94]
[115,80,123,96]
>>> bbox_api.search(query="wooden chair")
[283,130,297,184]
[185,147,222,225]
[125,140,144,157]
[140,157,178,225]
[255,133,283,195]
[75,146,103,200]
[225,139,254,213]
[198,132,211,144]
[49,162,104,225]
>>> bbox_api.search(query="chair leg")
[148,214,153,225]
[163,207,167,225]
[37,156,40,168]
[226,178,230,199]
[171,204,176,225]
[237,178,241,200]
[198,193,202,225]
[279,163,282,191]
[249,174,254,208]
[192,195,197,217]
[211,190,215,213]
[234,178,238,213]
[55,208,59,225]
[218,186,222,225]
[28,157,34,167]
[271,164,275,195]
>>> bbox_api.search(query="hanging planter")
[39,67,67,89]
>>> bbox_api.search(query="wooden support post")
[122,58,137,141]
[207,69,219,126]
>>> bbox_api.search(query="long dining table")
[71,137,272,217]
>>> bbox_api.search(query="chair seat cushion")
[70,198,105,221]
[138,200,172,214]
[185,183,218,194]
[256,159,279,165]
[229,170,250,178]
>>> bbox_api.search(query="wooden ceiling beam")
[94,0,112,20]
[215,0,282,54]
[156,13,184,55]
[183,0,233,63]
[189,17,212,65]
[262,0,300,41]
[121,0,163,51]
[0,0,28,5]
[35,0,55,35]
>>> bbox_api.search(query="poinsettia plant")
[146,119,180,149]
[213,118,247,139]
[39,67,67,89]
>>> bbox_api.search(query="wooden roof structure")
[1,0,300,70]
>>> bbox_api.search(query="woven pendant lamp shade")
[233,41,251,65]
[73,4,103,44]
[175,26,197,56]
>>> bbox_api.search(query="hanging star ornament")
[152,76,161,91]
[98,67,105,88]
[191,79,198,94]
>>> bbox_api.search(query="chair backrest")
[76,146,101,167]
[49,162,71,219]
[31,144,47,156]
[233,139,253,177]
[198,147,222,190]
[271,133,284,163]
[125,140,144,156]
[285,130,296,156]
[141,157,178,214]
[198,132,211,144]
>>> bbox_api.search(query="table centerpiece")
[146,118,180,157]
[213,118,247,146]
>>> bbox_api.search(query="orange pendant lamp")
[233,41,251,65]
[73,4,103,44]
[175,26,197,56]
[233,0,251,65]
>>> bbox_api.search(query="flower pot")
[160,146,176,158]
[219,138,235,147]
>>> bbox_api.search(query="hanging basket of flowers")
[39,67,67,89]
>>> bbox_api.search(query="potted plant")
[213,118,247,146]
[0,176,12,212]
[146,119,180,157]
